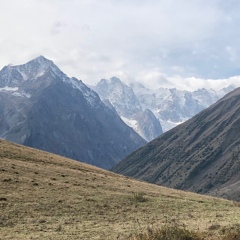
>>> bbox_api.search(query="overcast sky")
[1,0,240,90]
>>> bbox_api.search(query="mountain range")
[93,78,235,140]
[113,87,240,200]
[0,56,146,169]
[1,54,239,200]
[93,77,163,141]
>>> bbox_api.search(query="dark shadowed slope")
[113,87,240,200]
[0,56,146,169]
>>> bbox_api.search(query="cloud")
[225,46,239,62]
[136,69,240,91]
[0,0,240,90]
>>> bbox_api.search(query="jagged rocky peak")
[93,78,163,141]
[19,55,66,80]
[98,77,131,91]
[96,77,124,96]
[0,56,66,88]
[0,56,146,169]
[95,76,142,117]
[97,76,121,85]
[24,55,57,71]
[32,55,53,65]
[109,76,122,83]
[219,84,236,95]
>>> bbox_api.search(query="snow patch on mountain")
[94,78,163,141]
[121,116,138,130]
[0,56,68,88]
[70,77,100,107]
[12,92,31,98]
[132,83,236,132]
[0,86,18,92]
[94,78,237,135]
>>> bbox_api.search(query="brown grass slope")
[1,139,240,239]
[113,87,240,201]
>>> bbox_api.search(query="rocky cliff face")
[94,78,235,140]
[0,56,146,169]
[112,87,240,200]
[95,77,142,118]
[131,82,236,131]
[94,77,163,141]
[132,109,163,142]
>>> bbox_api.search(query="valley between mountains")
[113,87,240,201]
[1,56,240,239]
[1,56,240,201]
[0,56,146,169]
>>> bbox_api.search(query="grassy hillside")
[113,88,240,201]
[1,139,240,239]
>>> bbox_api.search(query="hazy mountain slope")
[94,79,235,136]
[95,77,142,117]
[113,87,240,200]
[1,139,240,239]
[0,56,146,169]
[94,77,163,141]
[131,82,236,132]
[132,109,163,141]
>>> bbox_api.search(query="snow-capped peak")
[32,55,52,65]
[20,55,67,80]
[0,56,68,88]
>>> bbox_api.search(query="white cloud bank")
[136,71,240,91]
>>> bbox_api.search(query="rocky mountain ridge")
[93,77,163,141]
[0,56,146,169]
[93,78,236,137]
[112,87,240,200]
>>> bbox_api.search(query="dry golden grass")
[1,139,240,239]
